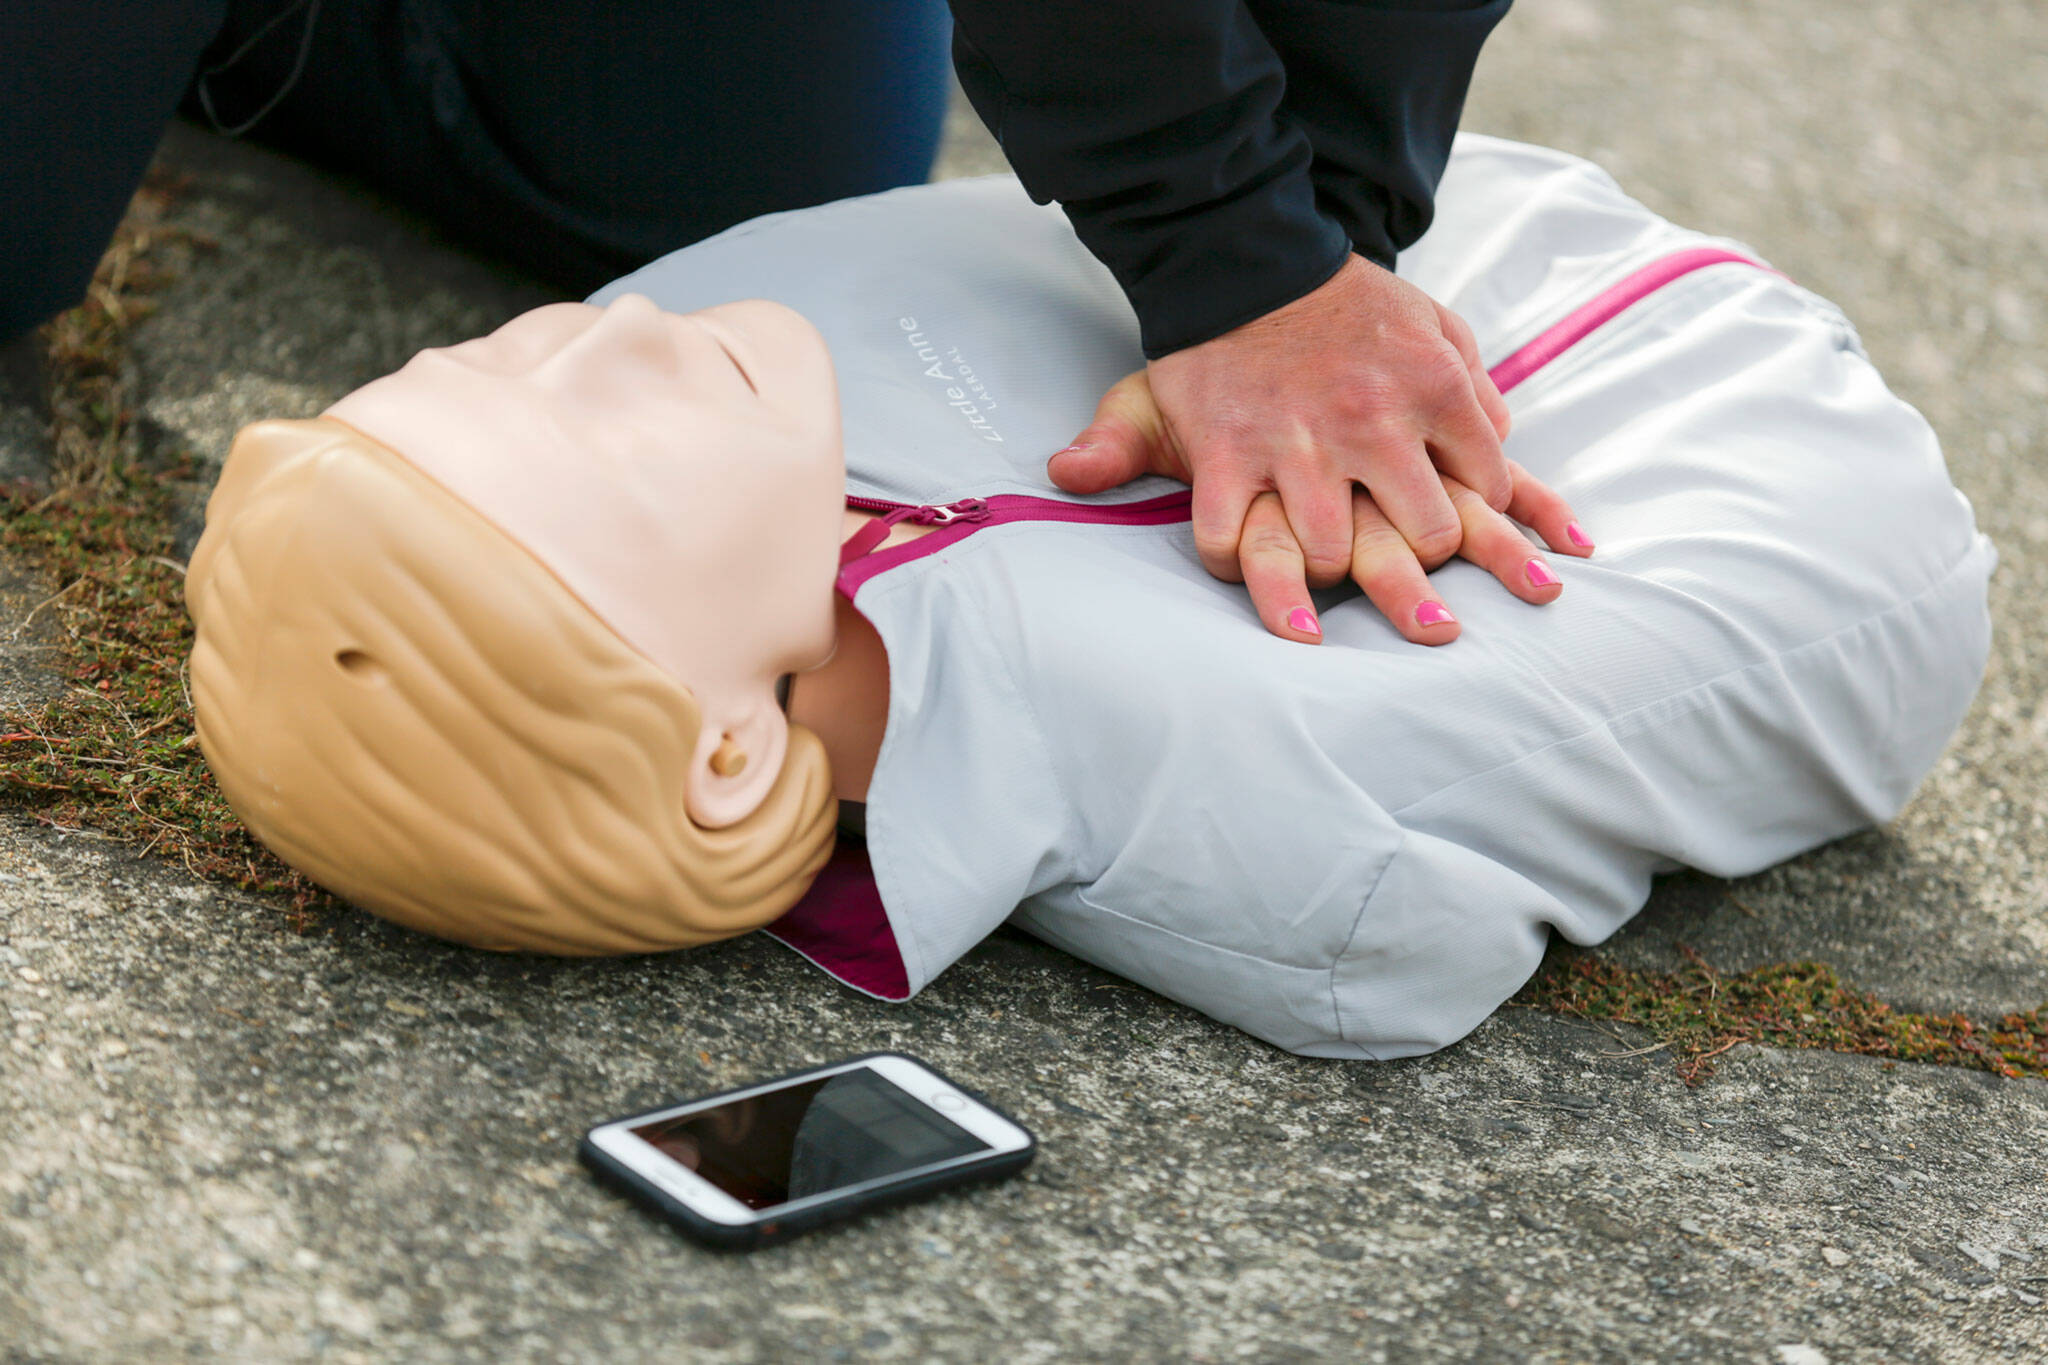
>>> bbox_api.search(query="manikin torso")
[580,137,1990,1060]
[301,137,1990,1062]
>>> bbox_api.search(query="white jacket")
[597,136,1994,1059]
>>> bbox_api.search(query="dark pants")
[2,0,954,343]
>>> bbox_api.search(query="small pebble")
[1957,1241,2002,1273]
[1821,1246,1850,1268]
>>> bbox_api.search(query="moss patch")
[1,172,333,921]
[1515,945,2048,1086]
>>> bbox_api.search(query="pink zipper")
[836,245,1774,596]
[1488,246,1772,395]
[837,490,1193,597]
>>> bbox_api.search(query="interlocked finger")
[1348,488,1460,645]
[1238,491,1322,642]
[1441,474,1565,605]
[1352,438,1464,569]
[1505,459,1595,557]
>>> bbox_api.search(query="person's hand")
[1053,356,1593,644]
[1238,465,1586,645]
[1051,256,1588,640]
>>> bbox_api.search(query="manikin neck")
[780,507,930,805]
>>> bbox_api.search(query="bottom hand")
[1244,462,1594,646]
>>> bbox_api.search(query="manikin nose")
[529,293,679,388]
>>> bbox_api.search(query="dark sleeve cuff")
[948,2,1355,358]
[1251,0,1513,262]
[1122,185,1354,359]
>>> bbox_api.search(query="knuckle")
[1197,411,1266,459]
[1301,531,1350,564]
[1193,525,1242,568]
[1407,520,1463,562]
[1302,548,1352,584]
[1240,524,1302,560]
[1350,518,1408,560]
[1290,446,1344,483]
[1331,372,1402,426]
[1444,481,1486,517]
[1420,348,1477,408]
[1355,559,1421,607]
[1358,564,1414,603]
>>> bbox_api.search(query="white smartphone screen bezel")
[584,1054,1033,1226]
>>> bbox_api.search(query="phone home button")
[931,1092,968,1112]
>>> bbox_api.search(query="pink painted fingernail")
[1525,558,1561,589]
[1287,607,1321,637]
[1414,601,1456,628]
[1566,520,1594,550]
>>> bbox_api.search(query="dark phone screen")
[629,1068,990,1210]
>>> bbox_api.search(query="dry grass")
[1,171,333,923]
[1514,944,2048,1085]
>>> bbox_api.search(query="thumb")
[1048,368,1188,493]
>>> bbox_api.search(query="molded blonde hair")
[185,418,836,954]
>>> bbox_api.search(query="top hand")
[1049,255,1589,642]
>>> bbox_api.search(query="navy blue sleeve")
[947,1,1350,359]
[1249,0,1511,267]
[946,0,1506,358]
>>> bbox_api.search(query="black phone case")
[577,1051,1037,1251]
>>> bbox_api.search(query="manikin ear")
[682,690,790,830]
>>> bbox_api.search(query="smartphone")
[578,1052,1037,1249]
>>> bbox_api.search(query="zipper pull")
[840,498,991,567]
[911,497,990,526]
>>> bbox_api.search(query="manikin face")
[326,294,846,829]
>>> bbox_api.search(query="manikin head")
[185,296,847,952]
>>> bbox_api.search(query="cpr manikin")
[186,137,1996,1058]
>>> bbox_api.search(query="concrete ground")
[4,1,2046,1360]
